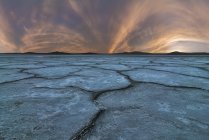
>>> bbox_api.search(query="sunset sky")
[0,0,209,53]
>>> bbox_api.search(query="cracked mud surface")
[0,55,209,140]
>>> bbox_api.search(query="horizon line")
[0,51,209,55]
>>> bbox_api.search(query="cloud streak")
[0,0,209,53]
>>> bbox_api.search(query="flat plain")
[0,55,209,140]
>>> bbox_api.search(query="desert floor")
[0,55,209,140]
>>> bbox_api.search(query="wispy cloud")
[0,0,209,53]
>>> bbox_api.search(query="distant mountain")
[24,51,98,55]
[116,51,209,55]
[49,51,99,55]
[115,51,151,55]
[48,51,71,55]
[0,51,208,55]
[168,51,209,55]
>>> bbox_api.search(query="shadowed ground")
[0,55,209,140]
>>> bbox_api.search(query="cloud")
[0,0,209,53]
[0,4,17,52]
[21,22,93,53]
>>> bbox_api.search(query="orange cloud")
[0,0,209,53]
[0,5,17,52]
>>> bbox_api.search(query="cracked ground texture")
[0,55,209,140]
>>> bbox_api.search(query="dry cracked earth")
[0,55,209,140]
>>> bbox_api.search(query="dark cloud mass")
[0,0,209,53]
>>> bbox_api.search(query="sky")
[0,0,209,53]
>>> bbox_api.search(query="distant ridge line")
[0,51,209,55]
[115,51,209,55]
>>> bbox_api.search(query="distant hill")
[115,51,151,55]
[0,51,208,55]
[115,51,209,55]
[166,51,209,55]
[24,51,98,55]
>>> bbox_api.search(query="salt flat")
[0,55,209,140]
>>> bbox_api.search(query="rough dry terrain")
[0,55,209,140]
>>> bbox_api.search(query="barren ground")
[0,55,209,140]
